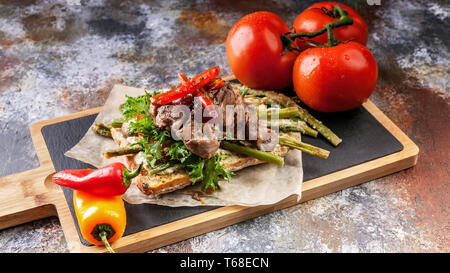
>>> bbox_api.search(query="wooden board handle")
[0,167,58,229]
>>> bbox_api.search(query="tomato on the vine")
[226,11,298,90]
[292,41,377,112]
[293,2,368,50]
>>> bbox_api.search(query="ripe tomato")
[293,41,377,112]
[226,11,298,90]
[293,2,368,51]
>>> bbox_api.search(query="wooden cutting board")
[0,84,419,253]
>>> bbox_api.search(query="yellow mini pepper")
[73,190,127,253]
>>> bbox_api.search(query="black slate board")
[41,106,403,246]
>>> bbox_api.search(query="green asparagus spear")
[262,106,342,146]
[103,145,144,159]
[96,122,111,129]
[110,118,125,128]
[92,119,124,138]
[289,97,342,147]
[280,125,318,138]
[279,136,330,159]
[267,120,318,138]
[258,107,300,119]
[240,86,266,97]
[92,123,112,138]
[149,162,174,175]
[220,141,284,167]
[295,107,342,147]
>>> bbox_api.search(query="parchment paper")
[65,84,303,207]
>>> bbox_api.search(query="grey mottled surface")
[0,0,448,253]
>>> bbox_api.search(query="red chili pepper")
[52,162,142,196]
[152,67,220,105]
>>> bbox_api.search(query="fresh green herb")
[200,153,233,192]
[164,141,192,164]
[186,159,205,184]
[120,91,152,120]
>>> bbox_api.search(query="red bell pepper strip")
[178,72,188,83]
[178,73,215,109]
[52,162,142,196]
[152,67,220,105]
[194,89,214,108]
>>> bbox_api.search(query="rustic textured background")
[0,0,448,252]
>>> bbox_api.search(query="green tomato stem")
[281,4,354,51]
